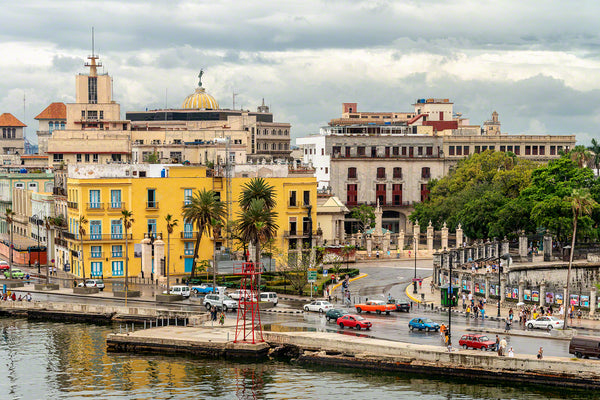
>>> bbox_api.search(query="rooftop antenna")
[23,92,26,144]
[85,26,101,76]
[232,91,238,110]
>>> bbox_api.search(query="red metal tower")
[233,261,263,343]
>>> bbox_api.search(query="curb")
[331,273,369,292]
[262,308,303,314]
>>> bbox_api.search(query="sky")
[0,0,599,146]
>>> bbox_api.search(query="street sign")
[323,269,328,277]
[307,269,317,283]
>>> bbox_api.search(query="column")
[441,222,448,250]
[590,287,597,317]
[519,233,528,260]
[383,231,390,254]
[456,223,463,247]
[427,221,434,252]
[413,221,420,252]
[543,234,552,262]
[141,235,152,279]
[398,229,405,252]
[501,238,509,257]
[485,276,490,301]
[154,236,165,280]
[366,235,372,257]
[501,276,507,303]
[518,279,525,304]
[539,281,546,307]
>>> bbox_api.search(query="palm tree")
[564,188,597,329]
[239,178,276,211]
[211,217,223,288]
[182,189,226,280]
[236,198,278,291]
[588,138,600,176]
[78,215,88,281]
[569,145,592,169]
[5,208,14,279]
[120,210,134,291]
[164,214,178,295]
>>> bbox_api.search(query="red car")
[337,314,372,330]
[458,334,497,351]
[0,262,9,271]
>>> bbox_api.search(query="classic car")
[354,300,396,315]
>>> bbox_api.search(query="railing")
[86,202,105,211]
[54,238,68,247]
[63,232,76,240]
[283,230,309,238]
[53,187,66,196]
[83,233,132,241]
[111,251,123,258]
[180,231,198,239]
[108,202,124,210]
[146,201,159,209]
[67,202,78,209]
[90,252,104,259]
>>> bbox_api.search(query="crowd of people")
[1,291,32,302]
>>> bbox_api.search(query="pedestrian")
[468,292,473,304]
[508,347,514,357]
[537,347,543,359]
[25,273,30,281]
[17,295,22,301]
[504,318,511,332]
[376,250,380,259]
[548,305,553,315]
[11,293,16,301]
[466,305,471,319]
[480,307,485,320]
[577,308,582,323]
[462,293,466,310]
[219,311,225,326]
[418,278,422,290]
[26,293,32,302]
[495,335,500,354]
[499,337,507,356]
[388,293,392,302]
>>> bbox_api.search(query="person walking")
[508,347,514,357]
[504,318,511,332]
[495,335,500,355]
[499,337,508,356]
[537,347,543,359]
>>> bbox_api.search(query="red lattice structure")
[233,262,264,344]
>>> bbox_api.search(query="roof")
[34,102,66,120]
[0,113,26,127]
[407,114,425,125]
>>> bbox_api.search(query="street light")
[448,249,454,347]
[413,236,418,294]
[32,214,41,275]
[495,253,511,318]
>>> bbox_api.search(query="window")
[392,184,402,206]
[88,77,97,104]
[449,146,455,156]
[426,146,433,156]
[111,220,123,239]
[85,154,90,162]
[99,110,104,120]
[345,147,351,157]
[53,154,63,162]
[303,190,310,206]
[376,167,386,179]
[147,219,157,236]
[347,184,357,206]
[183,222,193,238]
[371,147,377,158]
[289,219,297,235]
[49,121,54,133]
[514,146,520,155]
[111,261,123,276]
[289,191,297,207]
[357,146,365,156]
[81,110,86,119]
[93,154,99,163]
[112,245,123,258]
[91,262,103,277]
[110,190,121,209]
[348,167,357,179]
[421,167,431,179]
[463,146,469,155]
[91,246,102,258]
[402,147,407,156]
[332,146,341,156]
[90,220,102,240]
[302,217,310,235]
[147,188,156,208]
[474,146,480,154]
[112,154,122,162]
[418,147,423,156]
[184,188,192,205]
[393,167,402,179]
[393,146,399,156]
[421,184,430,202]
[550,146,556,155]
[456,146,462,156]
[325,167,328,174]
[376,184,386,205]
[76,154,82,162]
[184,242,194,255]
[28,182,38,191]
[321,148,324,156]
[89,190,101,208]
[87,110,98,120]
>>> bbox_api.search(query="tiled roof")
[34,102,66,120]
[0,113,26,127]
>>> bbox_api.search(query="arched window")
[60,121,65,130]
[278,129,282,135]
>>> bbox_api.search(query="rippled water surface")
[0,318,596,400]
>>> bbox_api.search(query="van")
[163,285,191,298]
[260,292,278,305]
[569,335,600,359]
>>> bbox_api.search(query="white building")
[296,134,330,190]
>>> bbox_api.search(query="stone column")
[470,272,475,294]
[590,286,597,317]
[413,221,420,251]
[398,229,405,252]
[141,235,152,279]
[456,223,463,247]
[519,233,528,260]
[485,276,490,301]
[501,238,509,257]
[427,221,434,252]
[153,235,165,280]
[459,248,465,265]
[543,234,552,262]
[493,240,499,258]
[383,231,390,254]
[539,281,546,307]
[441,222,448,250]
[518,279,525,304]
[501,276,507,303]
[366,235,372,257]
[350,235,356,247]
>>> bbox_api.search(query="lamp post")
[32,214,42,275]
[413,236,418,294]
[496,253,511,318]
[448,249,454,347]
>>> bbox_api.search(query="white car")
[229,289,256,301]
[78,279,105,291]
[303,300,333,313]
[525,316,564,330]
[163,285,190,298]
[204,294,237,311]
[260,292,278,305]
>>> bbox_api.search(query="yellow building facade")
[64,164,317,279]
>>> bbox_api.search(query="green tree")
[5,208,14,279]
[568,145,592,169]
[78,215,88,281]
[564,188,598,329]
[350,204,375,234]
[182,189,226,280]
[588,138,600,176]
[239,177,276,210]
[120,210,134,291]
[146,152,160,164]
[164,214,178,295]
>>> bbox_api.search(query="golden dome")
[182,69,219,109]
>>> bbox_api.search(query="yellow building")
[64,164,317,279]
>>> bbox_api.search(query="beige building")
[35,102,67,155]
[0,113,25,155]
[316,196,348,245]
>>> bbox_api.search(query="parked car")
[325,308,349,322]
[259,292,278,304]
[387,298,411,312]
[163,285,190,297]
[203,294,237,311]
[191,283,217,294]
[459,334,497,351]
[303,300,333,313]
[569,335,600,359]
[4,268,25,279]
[354,300,396,315]
[0,261,9,271]
[525,316,564,331]
[408,317,440,332]
[337,314,372,330]
[229,289,256,301]
[78,279,105,291]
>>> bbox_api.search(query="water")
[0,318,596,400]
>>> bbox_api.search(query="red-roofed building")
[0,113,25,155]
[35,102,66,155]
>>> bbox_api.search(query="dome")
[182,87,219,109]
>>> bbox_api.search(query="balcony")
[67,201,78,210]
[54,238,68,247]
[83,233,132,241]
[180,231,198,239]
[146,201,159,210]
[53,187,67,196]
[63,232,76,240]
[90,251,104,259]
[86,202,105,211]
[283,230,310,238]
[108,202,124,210]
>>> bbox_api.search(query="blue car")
[191,283,217,294]
[409,317,440,332]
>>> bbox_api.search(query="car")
[459,334,497,351]
[325,308,350,322]
[163,285,190,297]
[525,316,564,331]
[408,317,440,332]
[259,292,278,304]
[569,336,600,359]
[4,268,25,279]
[191,283,217,294]
[387,298,411,312]
[229,289,256,301]
[337,314,372,330]
[354,300,396,315]
[78,279,105,290]
[303,300,333,313]
[203,293,237,311]
[0,261,9,271]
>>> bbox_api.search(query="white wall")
[296,135,330,190]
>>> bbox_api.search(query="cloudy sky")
[0,0,598,146]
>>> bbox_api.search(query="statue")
[198,69,204,87]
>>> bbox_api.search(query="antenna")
[92,27,95,57]
[232,91,238,110]
[23,92,26,144]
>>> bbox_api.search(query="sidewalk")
[406,276,600,332]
